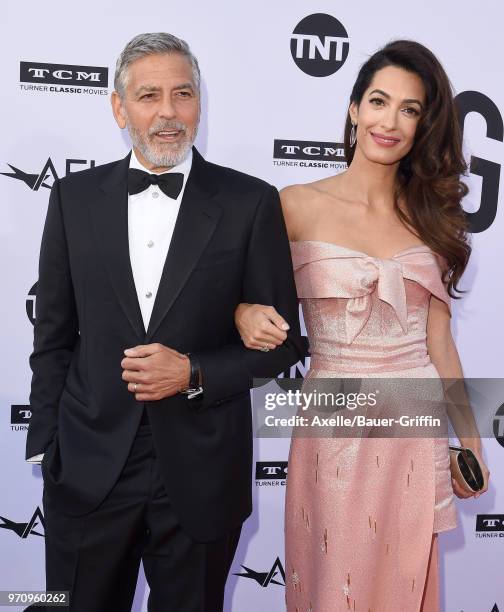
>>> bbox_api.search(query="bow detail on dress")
[291,241,450,345]
[345,258,408,344]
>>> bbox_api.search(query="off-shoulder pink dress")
[285,241,457,612]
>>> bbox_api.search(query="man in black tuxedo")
[26,32,305,611]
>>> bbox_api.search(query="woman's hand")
[235,303,290,350]
[427,303,490,501]
[451,444,490,499]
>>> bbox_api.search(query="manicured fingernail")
[281,324,290,331]
[124,349,134,356]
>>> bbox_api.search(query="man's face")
[111,52,200,171]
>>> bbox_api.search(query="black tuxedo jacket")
[26,148,305,541]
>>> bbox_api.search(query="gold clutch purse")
[449,445,484,493]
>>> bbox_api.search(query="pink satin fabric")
[285,241,457,612]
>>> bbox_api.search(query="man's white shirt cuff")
[27,454,44,464]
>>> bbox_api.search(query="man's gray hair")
[114,32,201,97]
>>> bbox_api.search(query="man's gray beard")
[127,121,198,168]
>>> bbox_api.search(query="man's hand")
[121,343,190,401]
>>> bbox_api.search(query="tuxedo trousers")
[40,416,241,612]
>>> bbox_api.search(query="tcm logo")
[256,461,288,480]
[274,140,345,162]
[476,515,504,532]
[11,405,31,431]
[493,402,504,448]
[0,507,45,539]
[234,557,285,587]
[11,405,32,425]
[20,62,108,87]
[1,157,96,191]
[291,14,350,77]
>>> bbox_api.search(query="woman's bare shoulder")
[280,184,316,237]
[281,177,337,207]
[280,182,315,201]
[279,176,344,240]
[281,176,346,212]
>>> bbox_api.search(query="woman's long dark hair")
[344,40,470,297]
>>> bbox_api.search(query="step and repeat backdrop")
[1,1,503,610]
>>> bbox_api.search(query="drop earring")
[349,122,357,147]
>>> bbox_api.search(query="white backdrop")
[1,1,503,610]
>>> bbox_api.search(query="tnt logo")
[26,282,37,325]
[494,402,504,448]
[291,14,350,77]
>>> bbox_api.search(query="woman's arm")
[427,296,490,498]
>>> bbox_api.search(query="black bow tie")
[128,168,184,199]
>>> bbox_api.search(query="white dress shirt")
[27,149,193,464]
[128,148,192,330]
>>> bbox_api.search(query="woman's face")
[349,65,426,166]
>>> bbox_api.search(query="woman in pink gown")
[235,41,489,611]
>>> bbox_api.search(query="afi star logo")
[0,507,45,539]
[1,158,57,190]
[1,157,96,191]
[234,557,285,587]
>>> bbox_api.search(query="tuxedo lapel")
[146,148,222,340]
[91,153,145,339]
